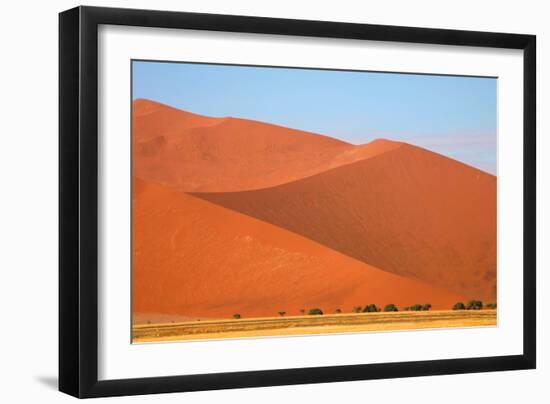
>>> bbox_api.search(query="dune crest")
[132,99,402,192]
[194,143,497,301]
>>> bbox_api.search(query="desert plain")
[133,310,497,343]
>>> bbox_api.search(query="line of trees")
[403,303,431,311]
[231,300,497,319]
[453,300,497,310]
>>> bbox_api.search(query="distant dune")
[132,99,497,323]
[133,178,465,321]
[194,143,497,301]
[133,99,401,192]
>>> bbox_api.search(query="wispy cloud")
[397,131,496,175]
[407,132,496,148]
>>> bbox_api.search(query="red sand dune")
[132,99,401,192]
[133,177,465,321]
[132,99,497,322]
[194,144,497,302]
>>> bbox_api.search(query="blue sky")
[133,60,497,174]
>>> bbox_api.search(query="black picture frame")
[59,5,536,398]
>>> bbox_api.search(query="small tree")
[363,304,379,313]
[352,306,362,313]
[409,304,423,311]
[422,303,432,311]
[308,308,323,315]
[467,300,483,310]
[486,302,497,309]
[384,304,398,312]
[334,308,342,314]
[453,302,466,310]
[233,313,241,319]
[278,311,286,317]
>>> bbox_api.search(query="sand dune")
[132,99,401,192]
[132,99,496,323]
[132,177,465,321]
[194,144,497,301]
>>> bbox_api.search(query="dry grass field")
[132,309,497,343]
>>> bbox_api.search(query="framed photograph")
[59,6,536,398]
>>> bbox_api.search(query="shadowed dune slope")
[193,144,497,301]
[132,99,401,192]
[133,178,465,320]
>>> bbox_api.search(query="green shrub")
[453,302,466,310]
[308,308,323,315]
[486,302,497,309]
[384,304,398,312]
[233,313,241,319]
[467,300,483,310]
[422,303,432,311]
[409,304,423,311]
[363,304,379,313]
[403,306,410,311]
[352,306,363,313]
[334,308,342,314]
